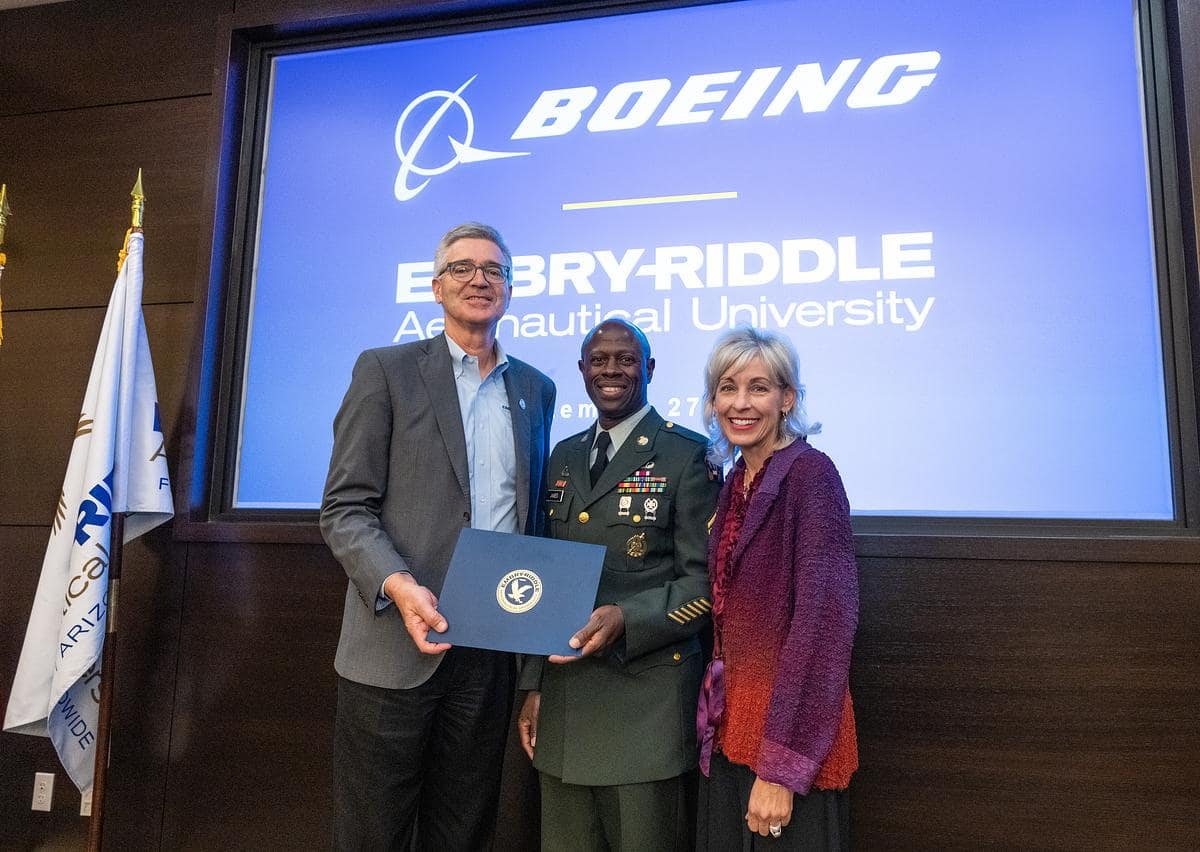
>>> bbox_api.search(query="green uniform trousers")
[539,771,691,852]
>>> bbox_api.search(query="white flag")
[4,231,173,793]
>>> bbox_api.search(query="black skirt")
[697,751,850,851]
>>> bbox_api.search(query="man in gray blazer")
[321,223,555,850]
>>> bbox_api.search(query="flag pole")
[86,513,124,852]
[0,183,11,346]
[87,171,144,852]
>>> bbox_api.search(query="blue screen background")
[235,0,1173,518]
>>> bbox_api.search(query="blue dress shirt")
[378,335,520,610]
[446,335,519,535]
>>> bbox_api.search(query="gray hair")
[702,326,821,465]
[434,222,512,276]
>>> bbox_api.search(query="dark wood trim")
[174,518,324,543]
[175,8,251,536]
[854,530,1200,564]
[170,512,1200,564]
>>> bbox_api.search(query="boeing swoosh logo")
[393,76,529,202]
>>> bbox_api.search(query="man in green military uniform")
[518,318,721,851]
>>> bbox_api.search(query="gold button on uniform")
[672,652,682,662]
[578,511,590,524]
[632,514,641,523]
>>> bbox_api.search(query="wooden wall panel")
[850,558,1200,850]
[0,0,221,847]
[0,302,196,526]
[159,542,343,851]
[0,526,86,852]
[102,529,188,851]
[0,0,226,118]
[231,0,458,29]
[0,524,185,852]
[0,97,213,311]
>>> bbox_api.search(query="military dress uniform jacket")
[520,408,721,786]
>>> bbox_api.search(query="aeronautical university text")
[393,231,937,340]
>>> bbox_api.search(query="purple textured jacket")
[702,438,859,793]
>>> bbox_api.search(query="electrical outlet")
[32,772,54,811]
[80,787,93,817]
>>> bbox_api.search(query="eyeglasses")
[438,260,511,285]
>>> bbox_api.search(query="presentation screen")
[230,0,1174,520]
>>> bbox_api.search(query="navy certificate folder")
[437,528,606,656]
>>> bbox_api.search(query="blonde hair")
[701,326,820,464]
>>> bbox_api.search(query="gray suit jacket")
[320,333,555,689]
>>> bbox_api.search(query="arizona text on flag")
[4,231,173,793]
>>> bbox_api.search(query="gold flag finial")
[118,170,145,272]
[130,168,145,230]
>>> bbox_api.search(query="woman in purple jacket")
[696,326,859,850]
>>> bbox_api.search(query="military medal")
[626,531,646,558]
[618,495,631,517]
[644,497,658,522]
[616,468,668,494]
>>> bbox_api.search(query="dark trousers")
[539,771,689,852]
[333,647,515,852]
[697,751,849,852]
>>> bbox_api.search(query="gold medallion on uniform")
[626,531,647,558]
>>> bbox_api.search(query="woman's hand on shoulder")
[745,775,793,836]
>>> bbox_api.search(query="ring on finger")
[769,823,782,838]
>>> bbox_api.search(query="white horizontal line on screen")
[562,191,738,211]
